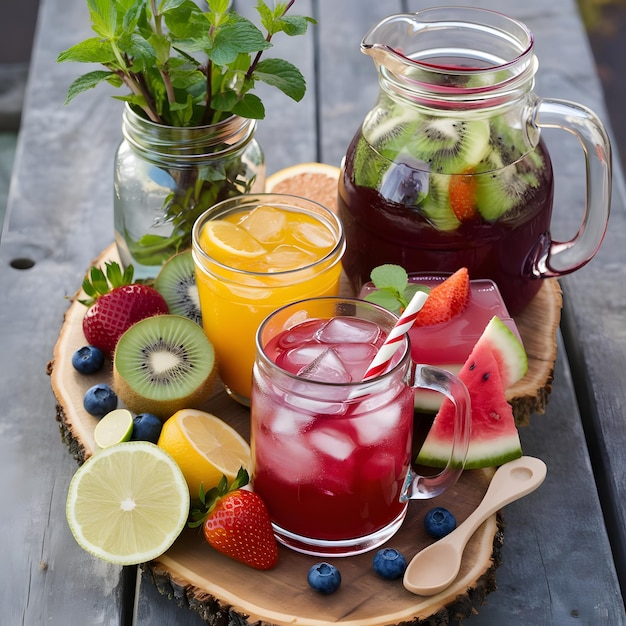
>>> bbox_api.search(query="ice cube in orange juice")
[264,245,317,272]
[239,205,287,244]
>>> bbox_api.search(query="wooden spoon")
[403,456,547,596]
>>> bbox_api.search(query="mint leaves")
[364,264,429,314]
[58,0,315,127]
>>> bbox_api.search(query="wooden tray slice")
[49,243,560,625]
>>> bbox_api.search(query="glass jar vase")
[114,104,265,279]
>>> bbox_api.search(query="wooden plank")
[0,0,129,621]
[559,155,626,582]
[315,0,404,166]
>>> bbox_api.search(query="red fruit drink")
[251,316,413,552]
[338,130,554,315]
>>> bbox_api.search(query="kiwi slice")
[371,110,491,176]
[409,117,491,173]
[418,173,461,231]
[113,314,217,420]
[155,250,202,326]
[473,148,542,222]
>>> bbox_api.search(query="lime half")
[66,442,190,565]
[94,408,134,448]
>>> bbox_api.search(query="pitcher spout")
[360,8,537,94]
[361,13,426,77]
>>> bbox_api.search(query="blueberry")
[307,562,341,594]
[424,507,457,539]
[72,345,105,375]
[83,383,118,417]
[372,548,407,580]
[130,413,163,444]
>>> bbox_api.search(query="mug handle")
[529,98,612,278]
[401,364,472,501]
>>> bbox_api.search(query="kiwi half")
[155,250,202,325]
[113,314,216,420]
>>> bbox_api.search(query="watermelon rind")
[480,316,527,389]
[416,338,523,469]
[413,316,527,412]
[415,435,523,470]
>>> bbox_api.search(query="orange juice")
[192,194,345,405]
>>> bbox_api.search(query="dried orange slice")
[265,162,341,213]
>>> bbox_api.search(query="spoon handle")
[442,456,547,549]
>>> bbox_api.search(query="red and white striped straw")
[362,291,428,380]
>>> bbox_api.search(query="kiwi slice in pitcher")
[474,148,542,221]
[155,250,202,326]
[113,314,217,420]
[411,117,491,173]
[418,173,461,231]
[473,118,544,222]
[372,111,491,175]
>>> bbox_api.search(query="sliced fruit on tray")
[66,441,189,565]
[80,261,169,354]
[157,408,251,498]
[266,162,340,213]
[416,316,527,469]
[113,314,217,420]
[155,250,202,326]
[93,408,134,448]
[412,267,470,327]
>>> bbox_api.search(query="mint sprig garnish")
[363,264,429,314]
[57,0,315,127]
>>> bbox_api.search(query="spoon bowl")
[403,456,547,596]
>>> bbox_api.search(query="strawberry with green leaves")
[79,261,169,354]
[189,468,278,571]
[364,264,470,326]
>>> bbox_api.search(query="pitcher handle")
[530,97,612,278]
[402,364,472,501]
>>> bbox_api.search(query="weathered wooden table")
[2,0,626,624]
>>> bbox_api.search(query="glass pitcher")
[338,7,611,314]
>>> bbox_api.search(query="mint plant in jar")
[59,0,315,278]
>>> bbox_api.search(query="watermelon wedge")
[416,316,527,469]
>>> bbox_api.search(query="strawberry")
[79,261,169,354]
[189,468,278,571]
[448,170,478,221]
[413,267,470,327]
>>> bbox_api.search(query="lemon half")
[157,409,251,499]
[66,442,189,565]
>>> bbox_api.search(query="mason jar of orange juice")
[191,193,345,405]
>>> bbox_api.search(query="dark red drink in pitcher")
[339,130,555,314]
[339,8,610,314]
